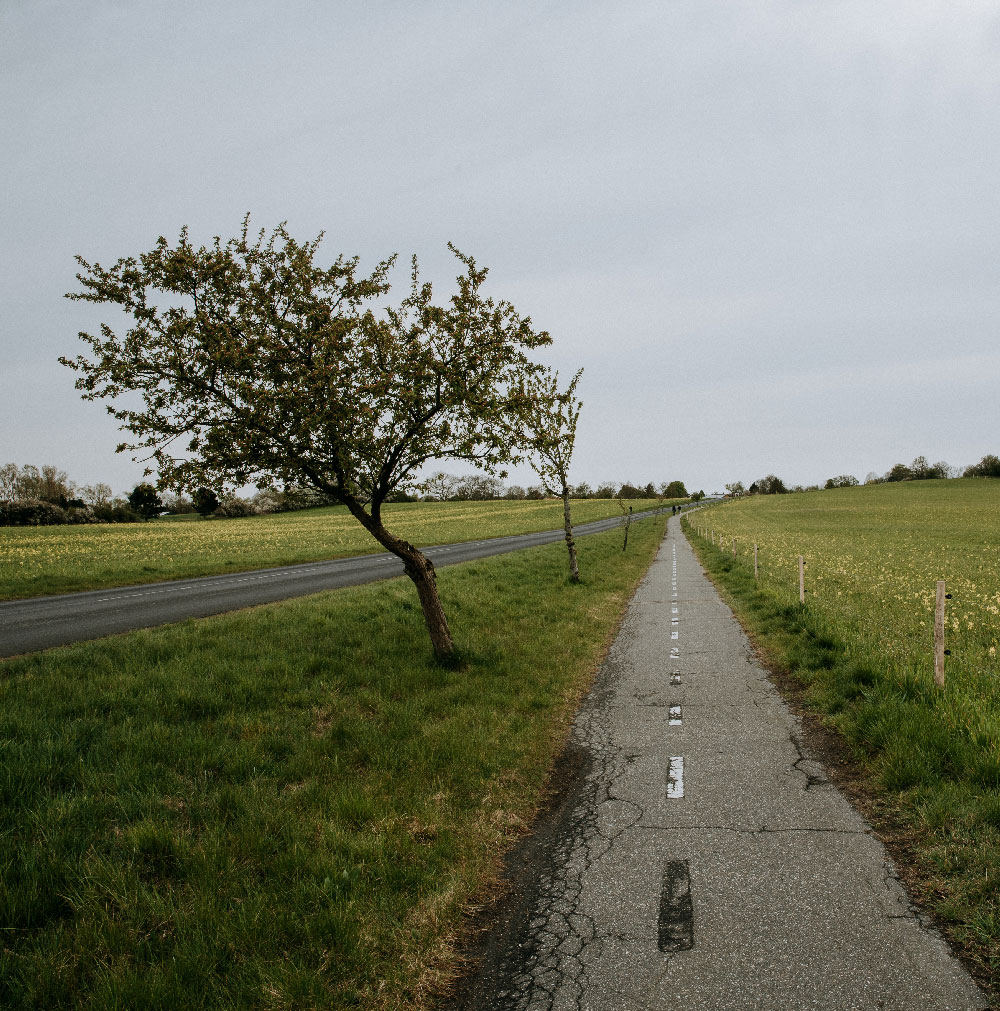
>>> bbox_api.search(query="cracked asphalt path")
[455,515,988,1010]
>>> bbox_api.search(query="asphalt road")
[451,514,987,1010]
[0,509,662,658]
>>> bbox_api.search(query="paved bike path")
[458,515,986,1009]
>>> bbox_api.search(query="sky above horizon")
[3,1,998,496]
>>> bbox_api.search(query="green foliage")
[751,474,787,495]
[127,483,164,519]
[62,220,550,506]
[964,454,1000,478]
[0,500,72,527]
[512,368,582,496]
[824,474,859,489]
[662,480,688,498]
[191,487,219,517]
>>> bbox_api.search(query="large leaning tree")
[61,219,551,660]
[514,368,583,582]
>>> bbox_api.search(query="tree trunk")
[561,484,580,583]
[341,498,456,660]
[398,545,456,660]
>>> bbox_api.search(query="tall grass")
[0,498,665,600]
[0,515,667,1009]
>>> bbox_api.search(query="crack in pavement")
[493,675,651,1010]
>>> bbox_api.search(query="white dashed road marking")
[667,756,685,799]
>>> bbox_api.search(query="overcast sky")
[3,1,998,495]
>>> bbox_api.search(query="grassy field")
[0,514,668,1010]
[0,497,665,600]
[684,479,1000,986]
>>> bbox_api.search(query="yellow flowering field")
[689,480,1000,693]
[688,479,1000,765]
[0,498,661,600]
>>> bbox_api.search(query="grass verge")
[0,514,667,1009]
[683,521,999,998]
[0,498,670,601]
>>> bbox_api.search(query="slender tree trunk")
[341,497,456,660]
[396,544,455,660]
[561,483,580,583]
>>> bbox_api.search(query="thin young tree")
[515,369,583,582]
[61,218,550,660]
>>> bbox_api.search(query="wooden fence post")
[798,556,805,604]
[934,580,946,687]
[731,537,736,557]
[754,543,758,580]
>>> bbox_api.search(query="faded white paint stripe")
[669,705,682,725]
[667,757,685,798]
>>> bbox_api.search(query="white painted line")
[671,631,679,639]
[670,673,682,685]
[669,705,682,726]
[667,757,685,798]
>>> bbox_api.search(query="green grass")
[0,514,667,1010]
[684,481,1000,990]
[0,497,668,601]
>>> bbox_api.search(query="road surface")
[0,509,661,658]
[450,513,987,1010]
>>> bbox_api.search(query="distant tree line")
[0,461,694,527]
[418,472,690,502]
[0,463,136,526]
[723,452,1000,498]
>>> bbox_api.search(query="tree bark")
[340,498,456,660]
[397,544,456,660]
[561,484,580,582]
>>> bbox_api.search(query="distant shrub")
[216,497,258,518]
[128,483,166,519]
[751,475,787,495]
[63,507,99,524]
[825,475,859,489]
[192,487,220,517]
[0,498,68,526]
[91,501,141,523]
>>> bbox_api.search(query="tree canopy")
[513,368,583,580]
[62,218,552,658]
